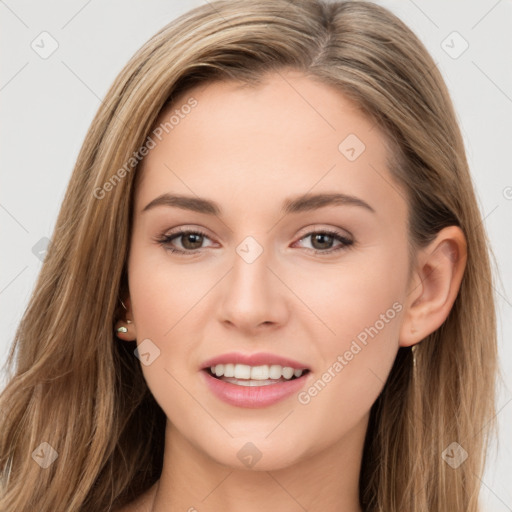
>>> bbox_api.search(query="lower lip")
[201,370,310,408]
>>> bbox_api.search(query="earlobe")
[399,226,467,347]
[115,296,137,341]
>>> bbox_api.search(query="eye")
[294,229,353,254]
[156,228,214,255]
[155,227,354,256]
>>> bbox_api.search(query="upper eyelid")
[163,228,350,240]
[296,225,352,240]
[162,224,352,240]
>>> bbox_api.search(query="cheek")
[126,243,226,393]
[300,246,405,345]
[294,249,405,414]
[126,248,204,414]
[127,241,204,339]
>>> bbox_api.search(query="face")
[127,70,411,470]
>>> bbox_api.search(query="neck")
[150,416,367,512]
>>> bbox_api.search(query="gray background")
[1,0,511,509]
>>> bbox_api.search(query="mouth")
[201,362,311,408]
[204,363,310,386]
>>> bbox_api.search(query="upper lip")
[201,352,310,371]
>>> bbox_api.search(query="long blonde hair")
[0,1,497,510]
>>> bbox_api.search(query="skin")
[115,70,467,512]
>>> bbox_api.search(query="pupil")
[313,233,332,250]
[183,233,202,249]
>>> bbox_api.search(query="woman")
[0,1,497,511]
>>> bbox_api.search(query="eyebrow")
[142,192,375,216]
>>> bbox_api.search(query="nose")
[217,241,290,334]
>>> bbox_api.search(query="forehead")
[135,71,404,221]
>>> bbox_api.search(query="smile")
[202,365,311,408]
[209,363,306,381]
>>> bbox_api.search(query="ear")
[399,226,467,347]
[114,296,138,342]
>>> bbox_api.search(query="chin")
[202,434,311,472]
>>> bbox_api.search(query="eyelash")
[155,228,354,256]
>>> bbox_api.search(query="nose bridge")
[230,234,272,305]
[219,233,287,329]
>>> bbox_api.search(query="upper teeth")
[210,364,304,380]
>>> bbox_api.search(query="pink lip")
[201,370,311,408]
[200,352,310,371]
